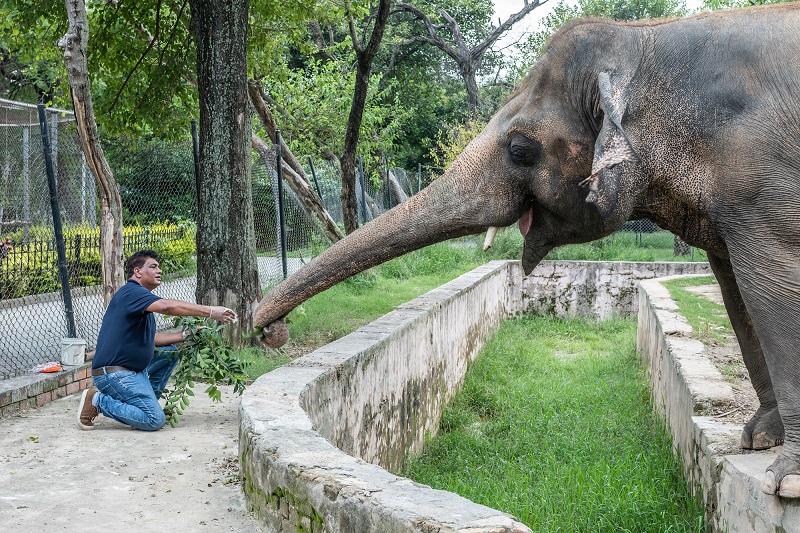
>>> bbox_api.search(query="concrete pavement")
[0,385,262,533]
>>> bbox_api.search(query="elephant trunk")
[253,153,522,347]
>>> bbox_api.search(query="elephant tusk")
[483,227,499,251]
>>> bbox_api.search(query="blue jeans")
[93,346,180,431]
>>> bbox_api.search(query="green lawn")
[400,316,706,532]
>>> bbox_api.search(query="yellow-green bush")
[0,222,196,300]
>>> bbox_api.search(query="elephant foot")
[741,406,784,450]
[761,453,800,497]
[260,319,289,349]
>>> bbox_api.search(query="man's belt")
[91,366,131,376]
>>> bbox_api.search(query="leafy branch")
[163,316,250,427]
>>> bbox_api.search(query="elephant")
[255,5,800,498]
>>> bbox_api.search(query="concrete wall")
[239,260,710,533]
[637,277,800,532]
[0,362,92,418]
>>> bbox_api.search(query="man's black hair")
[125,250,160,279]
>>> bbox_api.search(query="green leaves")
[162,316,251,427]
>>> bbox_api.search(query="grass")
[400,316,706,532]
[661,276,733,345]
[546,231,708,263]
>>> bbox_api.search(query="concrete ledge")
[0,362,93,418]
[240,260,710,532]
[636,276,800,532]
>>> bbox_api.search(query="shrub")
[0,221,196,300]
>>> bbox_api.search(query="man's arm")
[147,299,237,322]
[155,331,185,347]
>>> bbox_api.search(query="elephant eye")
[508,135,541,167]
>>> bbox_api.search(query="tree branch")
[394,2,464,63]
[471,0,545,61]
[248,79,344,243]
[108,0,162,113]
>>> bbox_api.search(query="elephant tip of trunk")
[258,319,290,349]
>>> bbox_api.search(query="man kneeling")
[77,249,237,431]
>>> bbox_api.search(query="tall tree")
[340,0,392,235]
[188,0,260,343]
[395,0,544,118]
[60,0,125,306]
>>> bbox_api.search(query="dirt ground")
[0,386,262,533]
[684,284,759,425]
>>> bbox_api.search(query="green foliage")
[700,0,792,10]
[1,0,327,136]
[0,221,195,299]
[0,1,69,105]
[428,118,487,169]
[401,316,706,531]
[264,56,408,180]
[105,137,197,224]
[163,316,251,428]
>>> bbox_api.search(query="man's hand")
[210,306,237,324]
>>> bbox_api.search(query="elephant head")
[254,23,644,347]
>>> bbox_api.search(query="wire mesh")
[0,101,326,378]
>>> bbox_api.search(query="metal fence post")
[417,162,421,194]
[75,234,82,268]
[38,103,76,338]
[307,156,323,200]
[23,126,30,241]
[276,130,288,279]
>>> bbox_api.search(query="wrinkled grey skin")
[255,5,800,497]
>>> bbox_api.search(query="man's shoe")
[77,388,98,430]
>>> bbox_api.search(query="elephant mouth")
[518,206,534,237]
[482,203,535,251]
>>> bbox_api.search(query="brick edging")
[0,362,93,418]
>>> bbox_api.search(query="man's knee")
[140,409,166,431]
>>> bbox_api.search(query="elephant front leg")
[728,251,800,498]
[708,255,784,450]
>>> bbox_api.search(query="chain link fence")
[0,98,695,380]
[0,101,328,378]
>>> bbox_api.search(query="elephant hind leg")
[707,255,785,450]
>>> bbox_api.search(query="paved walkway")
[0,385,263,533]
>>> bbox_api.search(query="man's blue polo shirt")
[92,280,162,372]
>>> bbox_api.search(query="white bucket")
[61,338,87,366]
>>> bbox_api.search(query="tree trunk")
[60,0,124,307]
[189,0,260,344]
[461,64,479,119]
[388,170,409,205]
[247,81,344,243]
[340,0,392,235]
[674,235,691,256]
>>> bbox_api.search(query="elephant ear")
[582,71,640,218]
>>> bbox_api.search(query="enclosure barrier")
[239,260,711,533]
[637,277,800,532]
